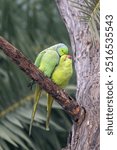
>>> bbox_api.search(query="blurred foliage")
[0,0,76,150]
[70,0,100,42]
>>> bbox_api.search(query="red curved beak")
[67,55,72,59]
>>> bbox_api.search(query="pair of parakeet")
[29,43,73,135]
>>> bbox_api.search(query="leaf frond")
[0,94,34,118]
[70,0,100,41]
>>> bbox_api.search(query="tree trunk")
[55,0,100,149]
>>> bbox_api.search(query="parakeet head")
[56,43,69,56]
[59,55,72,66]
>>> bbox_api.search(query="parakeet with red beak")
[46,54,73,130]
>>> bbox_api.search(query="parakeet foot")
[27,80,36,90]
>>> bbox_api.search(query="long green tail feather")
[46,94,53,131]
[29,85,42,135]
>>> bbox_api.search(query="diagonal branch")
[0,36,85,125]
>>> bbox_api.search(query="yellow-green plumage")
[52,55,73,87]
[29,43,69,135]
[46,55,73,130]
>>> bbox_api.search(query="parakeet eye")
[61,49,64,53]
[56,44,68,56]
[58,48,64,56]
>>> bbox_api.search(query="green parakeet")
[46,54,73,130]
[29,43,68,135]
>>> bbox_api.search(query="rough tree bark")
[55,0,100,150]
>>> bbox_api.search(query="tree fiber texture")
[55,0,100,150]
[0,36,85,126]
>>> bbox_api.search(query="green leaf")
[0,139,10,150]
[70,0,100,41]
[0,125,29,150]
[6,115,24,128]
[0,124,18,147]
[1,120,35,149]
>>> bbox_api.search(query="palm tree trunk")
[55,0,100,149]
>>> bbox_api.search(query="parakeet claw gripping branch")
[0,37,86,135]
